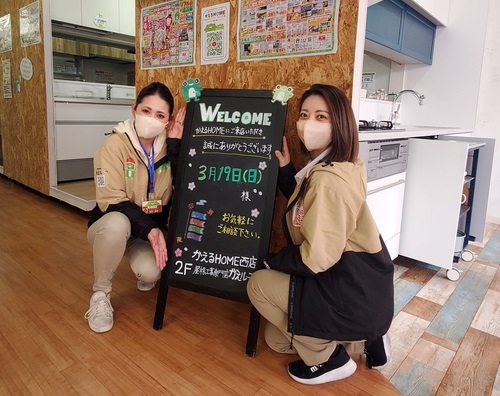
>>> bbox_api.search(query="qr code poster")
[201,3,230,65]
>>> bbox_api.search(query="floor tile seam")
[389,356,448,396]
[425,270,493,344]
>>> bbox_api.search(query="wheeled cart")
[398,136,495,281]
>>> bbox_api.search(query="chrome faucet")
[391,89,425,125]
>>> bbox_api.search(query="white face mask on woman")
[134,114,167,139]
[296,119,333,151]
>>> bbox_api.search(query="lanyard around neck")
[138,139,155,196]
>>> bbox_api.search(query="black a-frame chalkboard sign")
[153,88,289,356]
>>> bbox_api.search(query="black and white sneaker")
[365,333,392,370]
[287,344,357,385]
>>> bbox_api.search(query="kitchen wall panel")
[0,0,50,194]
[135,0,360,252]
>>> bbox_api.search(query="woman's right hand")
[275,136,290,167]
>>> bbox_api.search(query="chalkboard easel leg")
[153,269,169,330]
[245,305,261,357]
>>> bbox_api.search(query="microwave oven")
[359,139,409,182]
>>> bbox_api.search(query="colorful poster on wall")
[19,1,41,47]
[0,14,13,53]
[201,3,230,65]
[2,59,13,99]
[237,0,340,61]
[140,0,196,69]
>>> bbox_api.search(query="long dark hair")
[299,84,359,163]
[135,82,175,118]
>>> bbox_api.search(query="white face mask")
[296,119,333,151]
[134,114,167,139]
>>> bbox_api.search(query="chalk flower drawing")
[175,248,183,257]
[188,182,196,191]
[189,148,197,157]
[258,161,267,170]
[251,208,260,218]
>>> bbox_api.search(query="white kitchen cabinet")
[51,0,134,36]
[81,0,120,33]
[50,0,82,25]
[406,0,450,26]
[55,100,132,182]
[367,173,406,259]
[399,136,494,278]
[119,0,136,36]
[56,124,112,161]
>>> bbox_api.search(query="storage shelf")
[459,205,471,218]
[463,175,474,185]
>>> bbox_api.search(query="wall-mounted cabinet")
[50,0,135,37]
[406,0,450,26]
[365,0,436,65]
[50,0,81,26]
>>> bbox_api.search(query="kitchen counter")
[54,97,134,105]
[358,125,472,141]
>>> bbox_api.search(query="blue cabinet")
[366,0,436,64]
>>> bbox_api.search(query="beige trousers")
[247,269,364,366]
[87,212,161,294]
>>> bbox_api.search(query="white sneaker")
[137,280,157,291]
[84,291,113,333]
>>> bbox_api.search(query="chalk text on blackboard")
[199,103,273,126]
[198,165,262,184]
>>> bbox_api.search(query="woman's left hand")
[167,107,186,139]
[147,227,168,270]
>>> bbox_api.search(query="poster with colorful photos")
[0,14,13,53]
[140,0,196,69]
[19,1,41,47]
[237,0,339,61]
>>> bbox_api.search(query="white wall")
[403,0,499,223]
[474,0,500,223]
[403,0,490,129]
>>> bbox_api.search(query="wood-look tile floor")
[388,223,500,395]
[1,174,499,395]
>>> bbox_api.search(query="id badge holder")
[142,197,162,214]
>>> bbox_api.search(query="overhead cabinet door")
[365,0,405,51]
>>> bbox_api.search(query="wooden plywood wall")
[136,0,359,251]
[0,0,49,194]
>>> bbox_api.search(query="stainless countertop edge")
[358,126,472,141]
[54,97,134,105]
